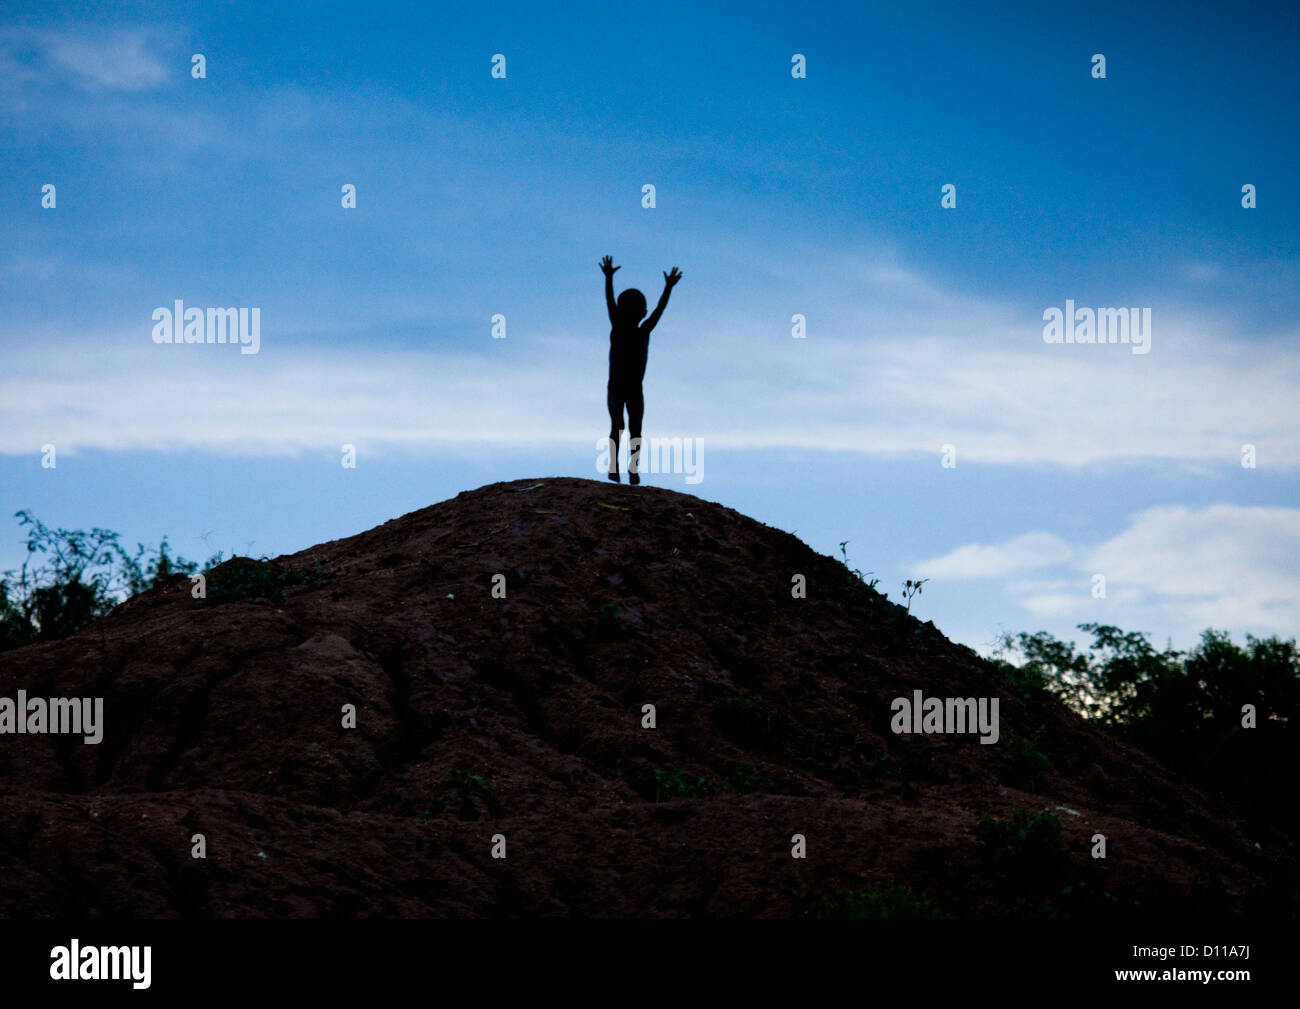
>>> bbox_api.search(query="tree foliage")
[0,510,210,651]
[994,622,1300,832]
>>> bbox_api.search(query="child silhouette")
[600,255,682,484]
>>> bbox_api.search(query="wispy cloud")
[3,267,1299,467]
[41,29,168,92]
[1,52,1295,468]
[915,505,1300,644]
[1084,505,1300,632]
[915,533,1073,580]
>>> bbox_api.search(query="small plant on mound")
[977,807,1067,913]
[901,577,929,613]
[201,556,324,606]
[977,806,1122,918]
[651,768,714,801]
[624,765,715,802]
[422,765,503,821]
[722,763,767,793]
[1002,730,1052,792]
[814,884,947,919]
[977,806,1062,869]
[837,541,881,592]
[594,601,621,636]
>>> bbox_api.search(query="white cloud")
[916,505,1300,644]
[915,533,1073,580]
[0,339,601,457]
[3,277,1299,469]
[1084,505,1300,631]
[0,138,1297,470]
[42,29,167,92]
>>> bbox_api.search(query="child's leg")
[606,384,624,481]
[626,385,645,485]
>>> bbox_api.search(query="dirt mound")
[0,477,1292,917]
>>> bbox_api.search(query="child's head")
[617,288,647,322]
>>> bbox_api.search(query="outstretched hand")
[664,266,682,287]
[600,255,620,277]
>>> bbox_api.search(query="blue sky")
[2,0,1298,656]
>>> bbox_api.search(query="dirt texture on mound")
[0,477,1292,918]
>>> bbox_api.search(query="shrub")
[650,768,714,801]
[201,556,323,606]
[0,511,208,649]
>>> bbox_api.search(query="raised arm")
[643,266,682,334]
[599,255,620,324]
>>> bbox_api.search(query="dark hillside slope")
[0,477,1292,917]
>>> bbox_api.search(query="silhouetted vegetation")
[0,510,211,651]
[901,577,929,612]
[837,540,882,592]
[994,623,1300,839]
[0,511,316,651]
[975,806,1119,918]
[200,556,324,607]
